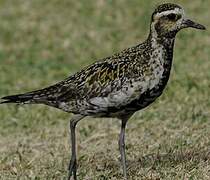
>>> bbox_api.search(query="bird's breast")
[124,48,172,112]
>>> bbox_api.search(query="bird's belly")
[129,86,164,110]
[107,73,170,117]
[97,92,162,118]
[95,78,168,118]
[123,73,170,113]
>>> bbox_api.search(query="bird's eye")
[166,13,182,21]
[167,13,177,20]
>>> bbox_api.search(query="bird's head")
[150,3,206,39]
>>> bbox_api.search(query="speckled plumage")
[0,22,175,118]
[1,3,206,180]
[1,37,173,118]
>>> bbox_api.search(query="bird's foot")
[67,159,77,180]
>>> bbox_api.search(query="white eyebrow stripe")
[155,8,184,18]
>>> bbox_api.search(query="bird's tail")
[0,82,68,105]
[0,84,58,105]
[0,91,41,104]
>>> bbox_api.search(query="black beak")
[182,19,206,30]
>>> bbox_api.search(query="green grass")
[0,0,210,179]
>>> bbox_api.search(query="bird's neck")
[147,29,175,50]
[147,28,175,65]
[146,29,175,85]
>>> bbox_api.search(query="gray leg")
[119,118,129,180]
[68,114,84,180]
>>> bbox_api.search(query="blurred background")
[0,0,209,179]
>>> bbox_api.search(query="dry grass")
[0,0,210,179]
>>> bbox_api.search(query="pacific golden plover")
[1,3,206,180]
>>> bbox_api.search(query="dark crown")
[153,3,182,14]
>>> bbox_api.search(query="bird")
[0,3,206,180]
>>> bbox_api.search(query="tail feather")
[1,81,68,105]
[0,93,35,104]
[0,87,52,104]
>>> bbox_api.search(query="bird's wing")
[3,46,149,114]
[59,57,140,98]
[55,52,150,113]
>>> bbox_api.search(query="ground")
[0,0,210,179]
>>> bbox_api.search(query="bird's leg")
[119,118,128,180]
[68,115,84,180]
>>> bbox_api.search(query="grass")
[0,0,210,179]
